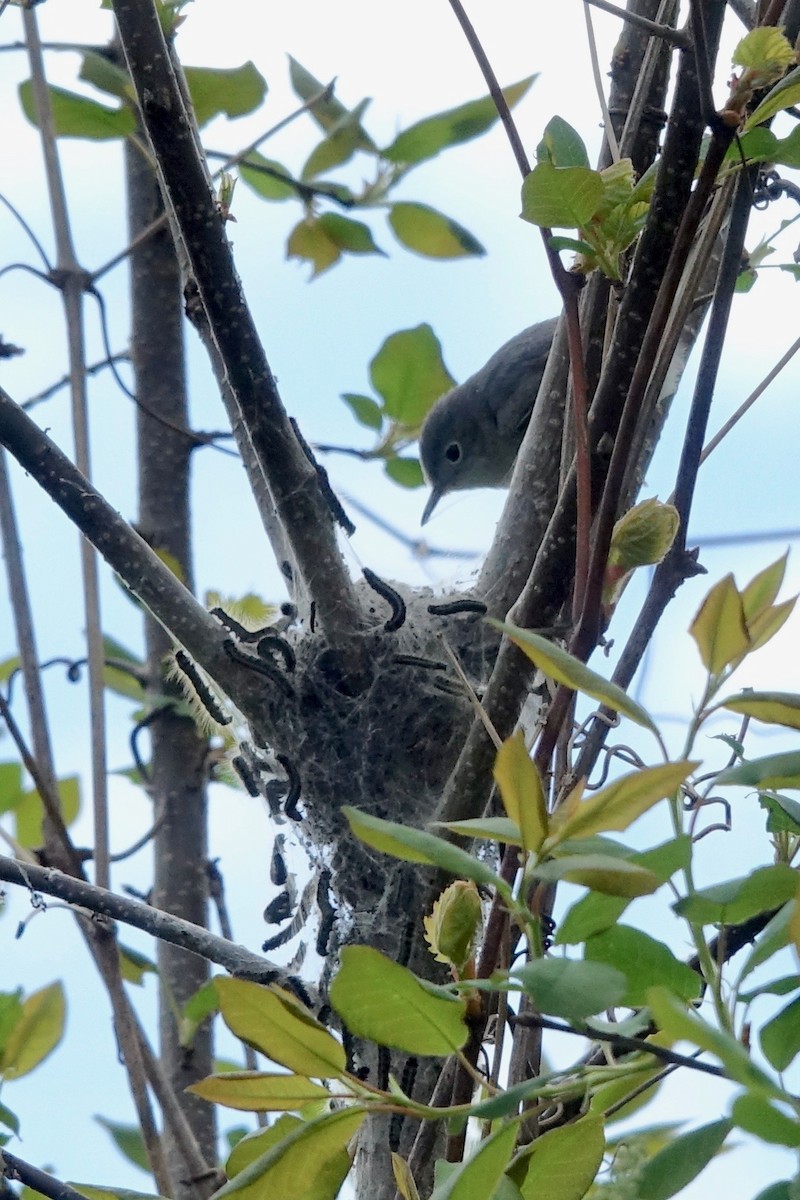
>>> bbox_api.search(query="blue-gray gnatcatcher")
[419,317,558,525]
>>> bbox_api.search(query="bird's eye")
[445,442,461,463]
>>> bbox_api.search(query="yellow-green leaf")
[746,595,796,653]
[188,1071,329,1112]
[227,1116,303,1177]
[369,324,455,426]
[383,76,535,166]
[531,855,660,898]
[509,1115,605,1199]
[329,946,467,1056]
[721,691,800,731]
[343,807,503,889]
[494,731,548,853]
[520,162,604,229]
[287,216,342,278]
[435,816,523,845]
[690,574,749,673]
[15,774,81,848]
[494,622,657,732]
[0,982,65,1080]
[546,761,695,847]
[212,1106,364,1200]
[214,977,346,1078]
[741,553,788,622]
[392,1153,421,1200]
[429,1120,518,1200]
[388,203,485,259]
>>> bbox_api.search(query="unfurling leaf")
[424,881,482,972]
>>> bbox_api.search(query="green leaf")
[329,946,467,1056]
[531,854,659,898]
[384,457,425,488]
[556,838,691,945]
[512,958,627,1021]
[316,212,385,257]
[287,57,375,151]
[388,203,485,259]
[546,761,695,848]
[745,65,800,130]
[760,792,800,834]
[79,50,134,103]
[761,996,800,1071]
[739,903,794,980]
[19,80,136,140]
[721,692,800,732]
[690,574,750,673]
[118,944,157,986]
[369,325,455,426]
[214,977,346,1078]
[95,1118,150,1173]
[0,762,24,815]
[717,752,800,790]
[520,163,604,229]
[183,62,266,127]
[341,393,384,431]
[436,816,522,846]
[429,1120,518,1200]
[637,1119,732,1199]
[383,75,536,166]
[239,153,298,201]
[509,1115,605,1199]
[212,1106,364,1200]
[647,987,778,1092]
[733,1094,800,1148]
[302,99,372,179]
[585,926,701,1006]
[188,1071,330,1111]
[102,635,146,701]
[673,864,798,924]
[0,1099,19,1136]
[15,774,81,848]
[342,806,505,890]
[0,982,65,1080]
[536,116,590,168]
[751,1185,794,1200]
[493,622,657,731]
[739,975,800,1003]
[180,982,219,1048]
[494,731,548,853]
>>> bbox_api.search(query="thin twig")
[583,3,621,161]
[446,0,530,176]
[698,334,800,466]
[24,5,110,889]
[585,0,689,46]
[0,189,52,270]
[512,1014,726,1077]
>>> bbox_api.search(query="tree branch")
[0,854,293,985]
[110,0,365,661]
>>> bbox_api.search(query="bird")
[418,317,558,525]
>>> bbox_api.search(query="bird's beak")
[421,486,443,526]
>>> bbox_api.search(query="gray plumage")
[419,317,557,524]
